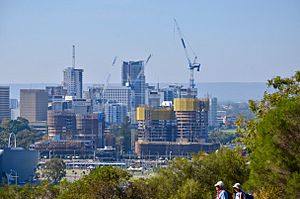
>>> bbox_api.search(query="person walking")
[215,181,229,199]
[233,183,245,199]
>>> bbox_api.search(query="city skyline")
[0,1,299,84]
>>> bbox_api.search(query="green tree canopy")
[42,158,66,184]
[236,71,300,198]
[58,166,131,199]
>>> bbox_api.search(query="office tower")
[46,86,67,102]
[104,102,127,125]
[10,99,18,109]
[63,67,83,99]
[0,86,10,122]
[87,85,132,114]
[10,99,19,120]
[208,97,218,127]
[178,87,198,99]
[145,89,164,108]
[161,87,176,102]
[122,60,145,107]
[71,99,92,115]
[161,85,197,102]
[20,89,48,123]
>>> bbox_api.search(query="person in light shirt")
[233,183,245,199]
[214,181,228,199]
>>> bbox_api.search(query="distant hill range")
[1,82,268,103]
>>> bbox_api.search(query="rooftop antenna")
[72,45,75,68]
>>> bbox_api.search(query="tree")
[16,130,44,149]
[171,179,206,199]
[0,117,43,149]
[236,71,300,197]
[42,158,66,183]
[208,129,237,144]
[191,149,249,198]
[57,166,131,199]
[128,149,248,199]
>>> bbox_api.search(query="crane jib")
[181,38,186,49]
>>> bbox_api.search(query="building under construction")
[174,98,209,142]
[35,110,105,157]
[135,98,215,156]
[136,107,177,142]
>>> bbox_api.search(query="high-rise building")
[46,86,67,102]
[10,98,19,120]
[75,112,104,148]
[0,86,10,122]
[104,102,127,125]
[71,99,92,115]
[208,97,218,127]
[160,85,197,102]
[87,85,133,114]
[122,61,145,107]
[63,67,83,99]
[20,89,48,123]
[178,87,198,99]
[174,98,209,142]
[47,110,77,140]
[161,87,176,102]
[145,89,164,108]
[136,98,209,143]
[135,99,216,156]
[47,110,104,148]
[136,107,177,142]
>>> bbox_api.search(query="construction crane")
[101,56,117,104]
[72,45,76,68]
[174,19,201,89]
[131,54,152,88]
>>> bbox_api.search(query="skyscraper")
[20,89,48,123]
[104,102,127,125]
[122,60,145,107]
[63,67,83,99]
[87,85,133,114]
[0,86,10,122]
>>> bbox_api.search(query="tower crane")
[101,56,117,103]
[131,54,152,88]
[174,19,201,89]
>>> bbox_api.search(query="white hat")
[214,181,224,188]
[233,183,242,190]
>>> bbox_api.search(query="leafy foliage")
[208,129,237,144]
[58,166,131,199]
[127,149,248,199]
[42,159,66,183]
[0,117,44,149]
[236,71,300,197]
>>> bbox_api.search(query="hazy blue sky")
[0,0,299,84]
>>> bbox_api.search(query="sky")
[0,0,299,84]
